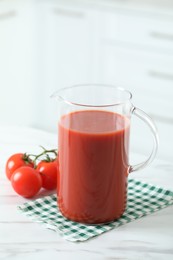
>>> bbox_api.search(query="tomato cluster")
[5,148,59,198]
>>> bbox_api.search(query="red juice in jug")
[58,110,130,224]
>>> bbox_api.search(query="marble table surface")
[0,126,173,260]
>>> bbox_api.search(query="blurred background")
[0,0,173,161]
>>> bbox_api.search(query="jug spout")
[50,91,61,101]
[51,87,73,103]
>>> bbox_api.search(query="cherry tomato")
[11,166,42,198]
[37,160,58,190]
[6,153,34,180]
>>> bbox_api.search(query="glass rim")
[51,84,132,107]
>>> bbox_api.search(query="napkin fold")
[18,179,173,242]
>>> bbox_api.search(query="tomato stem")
[27,146,58,168]
[22,153,33,165]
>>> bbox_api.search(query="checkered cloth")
[18,179,173,242]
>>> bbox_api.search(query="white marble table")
[0,126,173,260]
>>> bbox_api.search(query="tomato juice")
[58,110,130,224]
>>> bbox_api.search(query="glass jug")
[52,84,158,224]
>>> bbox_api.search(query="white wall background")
[0,0,95,133]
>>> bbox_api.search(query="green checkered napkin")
[18,179,173,242]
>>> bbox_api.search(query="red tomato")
[37,160,58,190]
[6,153,34,180]
[11,166,42,198]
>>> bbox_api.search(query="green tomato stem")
[27,146,58,169]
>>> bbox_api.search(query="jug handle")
[129,106,159,173]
